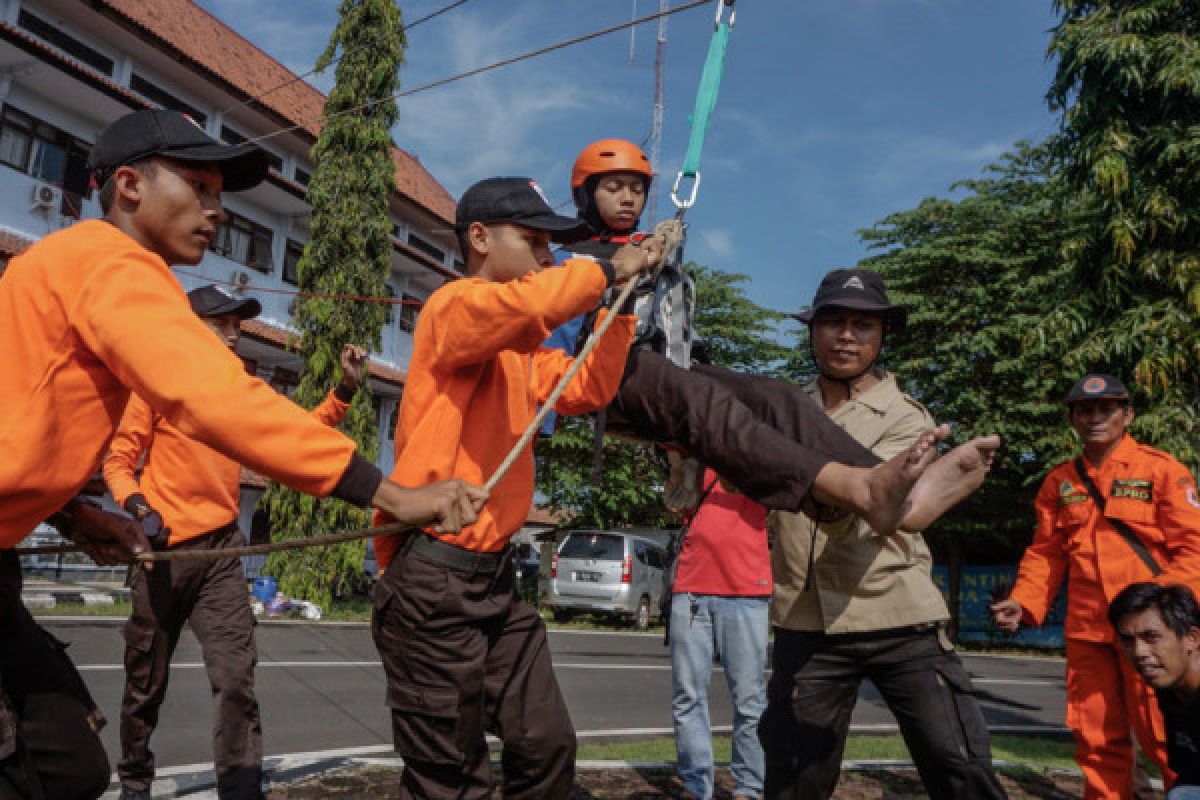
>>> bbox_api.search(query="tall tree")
[1044,0,1200,470]
[535,263,786,528]
[856,142,1079,561]
[261,0,405,606]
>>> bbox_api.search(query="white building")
[0,0,462,556]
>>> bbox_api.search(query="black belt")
[409,533,509,575]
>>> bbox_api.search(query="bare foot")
[898,434,1001,531]
[857,424,950,534]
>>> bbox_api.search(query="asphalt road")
[40,618,1067,773]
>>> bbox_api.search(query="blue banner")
[933,565,1067,648]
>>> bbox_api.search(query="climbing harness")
[627,0,736,371]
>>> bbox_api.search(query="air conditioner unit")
[231,270,251,293]
[30,182,60,212]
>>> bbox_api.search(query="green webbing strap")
[681,22,730,177]
[672,3,734,211]
[672,2,735,210]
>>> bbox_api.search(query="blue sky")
[198,0,1061,322]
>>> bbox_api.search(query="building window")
[270,367,298,397]
[220,126,281,172]
[211,210,274,272]
[294,167,311,187]
[18,10,114,75]
[407,232,445,263]
[383,284,395,324]
[130,74,207,127]
[283,240,303,285]
[0,106,91,217]
[387,404,399,441]
[399,293,420,334]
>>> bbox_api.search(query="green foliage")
[1044,0,1200,470]
[534,263,787,528]
[855,143,1079,560]
[262,0,405,607]
[690,263,791,373]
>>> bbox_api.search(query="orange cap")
[571,139,653,188]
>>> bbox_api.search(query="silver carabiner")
[670,171,701,210]
[714,0,735,28]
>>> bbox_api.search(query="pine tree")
[261,0,405,606]
[1044,0,1200,470]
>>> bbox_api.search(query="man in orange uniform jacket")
[370,177,664,800]
[0,109,483,800]
[991,374,1200,799]
[104,284,369,800]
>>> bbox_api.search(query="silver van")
[549,529,667,629]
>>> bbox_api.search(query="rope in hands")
[17,222,684,564]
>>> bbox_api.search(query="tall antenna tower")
[647,0,668,224]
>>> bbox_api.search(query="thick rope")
[16,229,683,564]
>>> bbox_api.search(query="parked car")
[549,529,668,629]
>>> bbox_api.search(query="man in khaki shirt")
[758,269,1007,800]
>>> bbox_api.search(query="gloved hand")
[123,494,170,549]
[48,497,154,566]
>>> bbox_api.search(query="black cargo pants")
[759,626,1008,800]
[371,535,576,800]
[0,550,109,800]
[119,525,262,799]
[611,351,880,511]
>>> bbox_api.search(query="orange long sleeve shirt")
[0,219,378,548]
[374,259,636,566]
[1010,435,1200,641]
[103,388,352,546]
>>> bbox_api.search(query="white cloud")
[391,3,623,199]
[698,227,735,259]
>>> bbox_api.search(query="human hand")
[340,344,368,392]
[57,498,153,567]
[373,478,489,533]
[989,598,1024,634]
[611,235,667,286]
[124,494,170,549]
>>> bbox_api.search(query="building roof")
[93,0,457,225]
[240,318,407,386]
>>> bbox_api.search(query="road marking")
[73,662,1063,685]
[971,678,1062,687]
[77,660,684,671]
[78,661,383,671]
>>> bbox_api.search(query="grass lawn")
[578,735,1079,771]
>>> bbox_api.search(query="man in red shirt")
[669,470,771,800]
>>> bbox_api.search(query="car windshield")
[559,533,623,561]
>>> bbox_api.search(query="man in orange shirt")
[0,109,483,800]
[103,285,368,800]
[991,374,1200,799]
[371,177,663,799]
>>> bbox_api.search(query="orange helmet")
[571,139,653,189]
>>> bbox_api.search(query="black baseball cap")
[1065,373,1130,405]
[187,284,262,320]
[793,268,907,329]
[88,110,269,192]
[455,177,587,243]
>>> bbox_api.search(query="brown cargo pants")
[371,534,576,799]
[118,525,262,799]
[0,551,109,800]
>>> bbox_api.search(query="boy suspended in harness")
[544,139,1002,534]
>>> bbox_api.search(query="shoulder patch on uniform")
[1059,479,1088,505]
[1188,486,1200,510]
